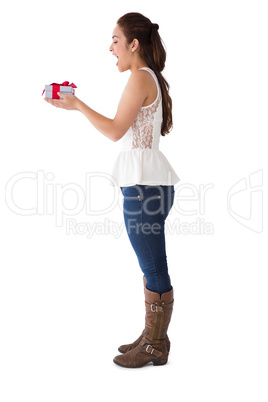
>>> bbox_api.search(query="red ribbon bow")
[42,81,77,98]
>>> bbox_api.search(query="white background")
[0,0,267,401]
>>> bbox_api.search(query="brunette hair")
[117,12,173,136]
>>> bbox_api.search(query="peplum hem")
[110,148,180,187]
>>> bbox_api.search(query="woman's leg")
[114,185,175,367]
[121,185,175,295]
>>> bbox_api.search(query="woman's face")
[110,25,133,72]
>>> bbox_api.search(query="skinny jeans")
[120,185,175,295]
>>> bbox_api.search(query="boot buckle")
[146,344,155,354]
[151,303,164,313]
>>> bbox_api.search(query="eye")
[113,41,118,44]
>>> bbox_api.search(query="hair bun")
[152,23,159,30]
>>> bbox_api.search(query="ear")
[131,38,140,53]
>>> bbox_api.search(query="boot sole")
[113,357,168,369]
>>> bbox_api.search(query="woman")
[45,12,180,368]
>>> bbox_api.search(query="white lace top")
[111,67,180,187]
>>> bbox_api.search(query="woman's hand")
[43,69,149,142]
[44,92,80,110]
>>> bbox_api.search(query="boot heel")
[153,357,168,366]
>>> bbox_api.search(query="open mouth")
[113,53,119,66]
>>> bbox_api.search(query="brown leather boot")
[118,277,171,354]
[118,331,145,354]
[118,329,171,354]
[113,279,174,368]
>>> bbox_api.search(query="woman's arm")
[44,70,149,142]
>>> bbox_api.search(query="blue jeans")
[120,185,175,295]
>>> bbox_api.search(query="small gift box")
[42,81,77,99]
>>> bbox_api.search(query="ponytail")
[150,23,165,72]
[117,13,173,136]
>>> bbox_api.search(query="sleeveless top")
[111,67,180,187]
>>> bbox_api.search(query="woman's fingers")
[44,93,78,110]
[44,97,62,107]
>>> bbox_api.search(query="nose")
[109,43,113,52]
